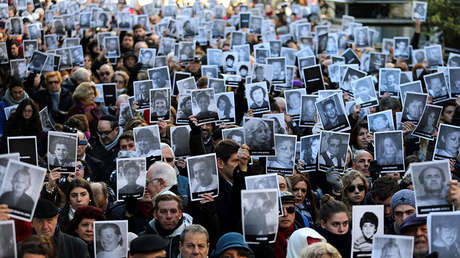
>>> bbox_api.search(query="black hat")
[129,235,168,254]
[280,191,295,204]
[34,199,58,219]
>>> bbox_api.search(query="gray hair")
[160,142,175,160]
[147,161,177,188]
[72,68,91,83]
[352,149,372,162]
[180,224,209,243]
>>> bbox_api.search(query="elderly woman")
[341,170,369,211]
[66,206,105,258]
[245,118,274,151]
[113,71,129,95]
[67,82,102,137]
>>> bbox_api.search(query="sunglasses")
[100,72,111,76]
[162,157,174,163]
[78,139,87,146]
[76,165,84,170]
[346,184,365,193]
[97,129,113,136]
[284,206,295,214]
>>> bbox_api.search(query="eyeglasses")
[162,157,174,163]
[293,187,307,193]
[100,72,111,76]
[78,139,87,145]
[76,165,84,170]
[284,206,295,214]
[346,184,365,193]
[97,129,113,136]
[47,80,60,85]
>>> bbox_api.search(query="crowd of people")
[1,0,460,258]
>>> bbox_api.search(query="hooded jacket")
[141,213,193,258]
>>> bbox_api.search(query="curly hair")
[66,205,105,237]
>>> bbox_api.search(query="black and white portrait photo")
[27,51,47,73]
[119,103,132,127]
[148,66,171,89]
[368,52,386,74]
[179,41,195,62]
[412,104,442,140]
[237,62,250,78]
[351,205,384,257]
[434,124,460,159]
[269,40,281,57]
[412,1,427,22]
[428,212,460,257]
[424,72,450,103]
[208,78,226,94]
[0,220,17,258]
[394,37,410,59]
[170,125,191,157]
[70,46,84,67]
[176,76,197,96]
[56,48,72,70]
[411,160,453,215]
[10,17,23,36]
[368,110,395,133]
[374,131,405,172]
[303,64,326,94]
[222,127,245,146]
[7,136,38,165]
[104,36,121,58]
[44,34,58,50]
[316,32,328,55]
[222,52,237,74]
[187,153,219,200]
[207,49,223,67]
[0,160,46,221]
[255,48,269,64]
[0,153,19,189]
[79,12,91,29]
[300,95,318,127]
[448,53,460,67]
[149,88,170,122]
[201,65,219,79]
[245,174,279,193]
[371,235,413,258]
[245,82,270,114]
[298,56,316,76]
[10,59,27,79]
[117,158,146,200]
[340,66,366,93]
[234,44,250,63]
[23,40,38,59]
[284,89,305,120]
[133,80,153,110]
[249,15,262,34]
[176,95,193,124]
[241,189,278,244]
[191,88,219,124]
[216,92,235,124]
[379,68,401,96]
[401,92,427,123]
[351,76,378,108]
[281,47,297,67]
[266,134,297,175]
[425,45,444,68]
[139,48,156,69]
[318,131,349,172]
[244,117,275,156]
[94,220,128,258]
[47,131,77,173]
[252,64,272,83]
[299,134,320,172]
[316,93,350,131]
[449,68,460,97]
[27,23,41,40]
[400,81,423,105]
[118,12,133,30]
[413,49,427,64]
[211,19,226,39]
[382,38,394,55]
[53,19,65,35]
[133,125,161,158]
[354,26,370,48]
[262,113,286,134]
[0,42,8,64]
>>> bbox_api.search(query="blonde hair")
[341,170,369,208]
[300,242,342,258]
[72,82,98,103]
[44,71,63,84]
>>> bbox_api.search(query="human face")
[321,212,349,235]
[55,143,68,161]
[125,167,138,185]
[119,139,136,151]
[134,28,146,39]
[253,123,271,145]
[383,137,396,156]
[114,75,125,90]
[353,152,372,174]
[278,175,288,191]
[252,88,264,103]
[218,98,227,110]
[100,227,121,251]
[279,203,296,229]
[439,226,457,246]
[99,66,113,83]
[161,147,175,168]
[408,100,423,119]
[23,104,33,120]
[328,138,340,156]
[373,116,388,131]
[69,186,90,209]
[97,120,117,145]
[374,196,392,217]
[197,96,210,111]
[220,249,248,258]
[220,153,239,182]
[381,247,400,258]
[444,131,460,155]
[11,44,19,56]
[362,222,376,239]
[47,76,61,92]
[431,78,442,94]
[10,86,24,101]
[288,93,300,109]
[179,232,209,258]
[346,178,366,204]
[304,100,315,115]
[277,140,292,161]
[293,181,307,205]
[422,168,443,193]
[404,224,428,257]
[31,216,58,238]
[356,127,369,149]
[155,99,168,115]
[325,103,336,119]
[122,35,134,49]
[84,55,92,69]
[154,200,182,231]
[393,204,415,228]
[442,105,455,124]
[75,160,85,178]
[194,161,211,186]
[76,218,95,243]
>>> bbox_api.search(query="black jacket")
[32,87,74,124]
[313,225,351,258]
[53,228,90,258]
[86,138,118,183]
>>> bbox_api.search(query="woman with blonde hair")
[341,170,369,210]
[300,242,342,258]
[67,82,102,136]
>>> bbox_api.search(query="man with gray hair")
[161,143,190,209]
[352,150,373,177]
[61,67,91,92]
[178,224,210,258]
[146,161,178,203]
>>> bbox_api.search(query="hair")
[90,182,109,200]
[300,242,341,258]
[225,55,235,61]
[66,178,94,207]
[350,122,369,149]
[218,248,254,258]
[66,206,105,237]
[123,117,147,131]
[114,71,129,87]
[65,114,90,133]
[418,166,446,185]
[379,96,401,112]
[14,169,31,187]
[119,130,134,142]
[99,115,119,130]
[20,235,56,258]
[8,77,24,90]
[341,170,369,207]
[7,98,42,133]
[215,139,240,163]
[289,174,317,221]
[98,223,123,246]
[44,71,63,84]
[197,77,208,89]
[318,194,349,224]
[381,240,401,257]
[352,150,372,163]
[147,161,178,188]
[370,175,399,202]
[154,193,183,211]
[161,142,175,160]
[249,85,266,101]
[72,82,98,103]
[72,68,91,83]
[244,119,271,146]
[180,224,209,243]
[133,24,145,31]
[217,95,232,116]
[360,211,378,229]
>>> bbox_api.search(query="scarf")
[2,89,29,106]
[275,224,294,258]
[99,127,123,151]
